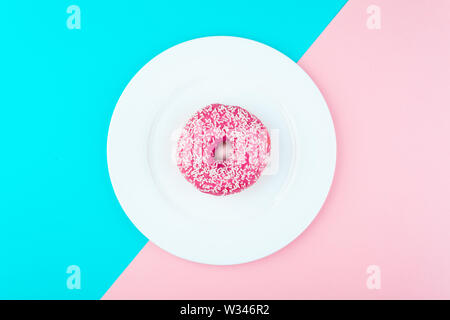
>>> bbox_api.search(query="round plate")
[107,36,336,265]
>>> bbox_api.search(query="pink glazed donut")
[176,103,271,196]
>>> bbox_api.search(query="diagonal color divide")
[0,1,346,299]
[103,0,450,299]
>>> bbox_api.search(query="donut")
[176,103,271,196]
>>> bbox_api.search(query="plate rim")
[107,36,336,265]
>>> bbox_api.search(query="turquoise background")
[0,0,346,299]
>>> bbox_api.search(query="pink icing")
[176,103,271,196]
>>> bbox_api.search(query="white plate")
[107,36,336,265]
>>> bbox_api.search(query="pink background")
[103,0,450,299]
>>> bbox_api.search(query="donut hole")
[214,138,233,162]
